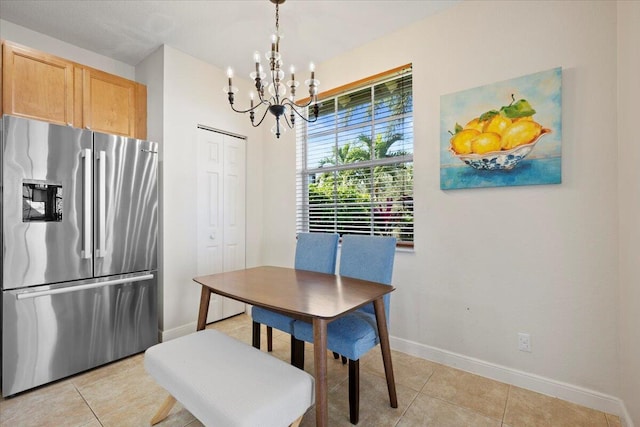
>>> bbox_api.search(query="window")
[296,65,413,246]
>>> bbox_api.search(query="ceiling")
[0,0,459,78]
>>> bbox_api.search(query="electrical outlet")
[518,333,531,352]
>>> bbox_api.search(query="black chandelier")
[224,0,320,138]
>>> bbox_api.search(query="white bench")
[144,329,315,427]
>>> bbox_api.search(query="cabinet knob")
[210,234,216,240]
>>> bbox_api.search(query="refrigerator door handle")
[97,150,106,258]
[15,273,155,300]
[81,148,92,259]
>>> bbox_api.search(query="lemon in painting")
[463,118,485,132]
[483,115,512,135]
[471,132,501,154]
[450,129,479,154]
[501,121,542,149]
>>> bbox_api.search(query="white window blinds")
[296,66,414,245]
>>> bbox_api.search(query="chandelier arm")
[261,93,278,106]
[281,98,300,109]
[251,105,272,127]
[291,97,317,108]
[282,99,319,123]
[228,101,269,115]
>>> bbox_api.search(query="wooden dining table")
[193,266,398,427]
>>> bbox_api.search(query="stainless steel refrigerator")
[1,115,158,396]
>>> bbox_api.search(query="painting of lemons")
[440,67,562,190]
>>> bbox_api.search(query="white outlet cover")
[518,333,531,352]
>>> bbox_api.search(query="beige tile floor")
[0,314,622,427]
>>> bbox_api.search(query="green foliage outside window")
[298,70,414,244]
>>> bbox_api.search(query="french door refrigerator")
[1,115,158,396]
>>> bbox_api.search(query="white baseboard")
[390,336,634,427]
[160,321,197,342]
[158,307,250,342]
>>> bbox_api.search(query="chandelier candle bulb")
[227,67,233,87]
[289,66,296,98]
[254,52,261,73]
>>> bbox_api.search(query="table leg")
[373,297,398,408]
[313,318,328,427]
[197,286,212,331]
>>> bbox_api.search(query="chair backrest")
[294,232,339,274]
[339,234,396,316]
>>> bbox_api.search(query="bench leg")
[290,415,304,427]
[150,395,177,425]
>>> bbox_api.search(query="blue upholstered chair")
[292,234,396,424]
[251,232,339,362]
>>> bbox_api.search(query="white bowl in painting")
[452,128,551,171]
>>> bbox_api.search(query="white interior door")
[196,128,246,323]
[221,134,246,318]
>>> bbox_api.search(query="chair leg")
[252,321,261,349]
[267,326,273,352]
[333,352,347,365]
[150,395,177,425]
[291,336,305,369]
[348,359,360,425]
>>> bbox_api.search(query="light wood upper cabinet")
[1,41,147,139]
[2,41,74,126]
[80,68,147,139]
[81,67,136,137]
[134,83,147,140]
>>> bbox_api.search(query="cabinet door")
[82,68,136,137]
[134,83,147,140]
[2,42,74,125]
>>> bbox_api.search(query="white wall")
[137,45,265,337]
[135,47,164,143]
[618,1,640,425]
[263,0,630,420]
[0,20,134,79]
